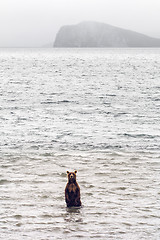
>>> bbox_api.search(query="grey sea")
[0,48,160,240]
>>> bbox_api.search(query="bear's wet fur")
[65,170,81,207]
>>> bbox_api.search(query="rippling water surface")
[0,48,160,239]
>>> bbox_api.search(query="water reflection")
[64,207,83,223]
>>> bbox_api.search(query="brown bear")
[65,170,81,207]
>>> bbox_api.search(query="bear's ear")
[74,170,77,174]
[67,171,69,174]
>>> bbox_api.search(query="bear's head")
[67,170,77,183]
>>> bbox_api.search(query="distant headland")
[54,21,160,48]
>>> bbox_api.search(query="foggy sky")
[0,0,160,47]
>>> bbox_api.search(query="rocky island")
[54,21,160,48]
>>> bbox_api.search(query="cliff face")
[54,21,160,48]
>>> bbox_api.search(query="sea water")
[0,48,160,239]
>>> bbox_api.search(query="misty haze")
[0,0,160,239]
[0,0,160,47]
[54,21,160,48]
